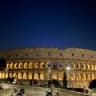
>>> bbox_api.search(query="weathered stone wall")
[0,48,96,61]
[0,47,96,88]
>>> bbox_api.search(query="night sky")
[0,0,96,50]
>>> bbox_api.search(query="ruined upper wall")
[0,48,96,61]
[63,48,96,61]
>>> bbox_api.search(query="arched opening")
[18,63,23,69]
[34,73,39,80]
[9,73,13,78]
[24,63,28,69]
[18,72,22,80]
[34,63,39,69]
[14,63,18,69]
[40,62,45,69]
[40,72,44,80]
[23,73,27,80]
[28,73,32,80]
[13,73,17,79]
[52,72,58,80]
[29,62,33,69]
[10,63,13,69]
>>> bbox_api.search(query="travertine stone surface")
[0,47,96,88]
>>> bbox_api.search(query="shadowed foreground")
[0,84,88,96]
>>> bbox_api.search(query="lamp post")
[66,66,71,71]
[66,66,71,88]
[66,66,77,90]
[63,66,71,88]
[66,66,76,90]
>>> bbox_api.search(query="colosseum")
[0,47,96,88]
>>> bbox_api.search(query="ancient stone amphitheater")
[0,47,96,88]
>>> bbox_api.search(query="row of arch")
[6,62,47,69]
[73,63,96,71]
[69,73,96,81]
[6,62,96,71]
[0,72,64,80]
[0,71,95,88]
[0,71,95,81]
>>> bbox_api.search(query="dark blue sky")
[0,0,96,50]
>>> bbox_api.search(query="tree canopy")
[63,71,67,88]
[48,79,61,88]
[89,79,96,89]
[0,58,6,70]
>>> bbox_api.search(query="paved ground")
[0,83,88,96]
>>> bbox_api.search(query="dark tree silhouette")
[48,79,61,88]
[0,58,6,70]
[48,80,52,87]
[6,77,15,83]
[52,79,61,87]
[89,79,96,89]
[32,79,38,84]
[63,71,67,88]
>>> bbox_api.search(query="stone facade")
[0,48,96,88]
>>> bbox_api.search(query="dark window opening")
[48,64,51,67]
[53,64,57,69]
[82,54,84,57]
[59,64,62,67]
[72,53,74,56]
[60,53,62,56]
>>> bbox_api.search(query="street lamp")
[66,66,71,71]
[66,66,76,90]
[63,66,71,88]
[66,66,71,88]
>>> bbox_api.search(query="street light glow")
[66,66,71,71]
